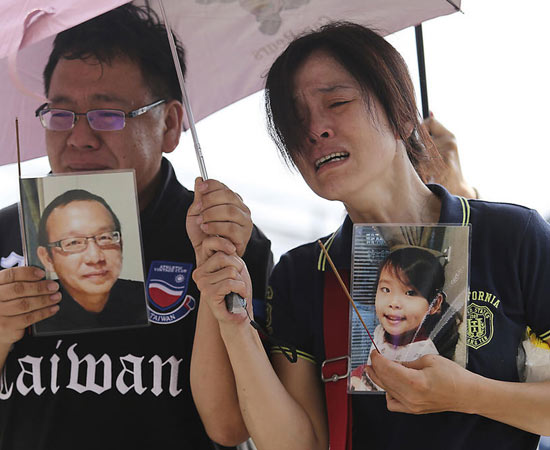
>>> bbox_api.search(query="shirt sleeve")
[519,209,550,340]
[243,225,274,328]
[267,247,320,364]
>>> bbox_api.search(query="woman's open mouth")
[315,152,349,171]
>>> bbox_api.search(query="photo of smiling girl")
[350,246,460,392]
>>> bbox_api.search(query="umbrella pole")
[157,0,209,181]
[157,0,246,314]
[415,24,430,119]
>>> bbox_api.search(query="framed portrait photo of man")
[19,170,149,336]
[348,224,470,393]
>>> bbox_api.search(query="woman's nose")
[307,111,335,144]
[308,130,332,144]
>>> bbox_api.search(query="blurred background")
[1,0,549,262]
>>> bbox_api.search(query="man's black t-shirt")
[0,158,273,450]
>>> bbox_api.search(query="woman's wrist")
[219,315,261,348]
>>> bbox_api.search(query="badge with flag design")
[146,261,196,324]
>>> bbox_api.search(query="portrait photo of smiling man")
[21,173,149,335]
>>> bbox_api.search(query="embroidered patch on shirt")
[467,303,494,349]
[146,261,196,325]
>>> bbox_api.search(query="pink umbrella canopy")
[0,0,461,165]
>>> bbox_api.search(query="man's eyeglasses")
[47,231,121,253]
[35,99,166,131]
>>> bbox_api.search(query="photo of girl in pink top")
[351,246,461,392]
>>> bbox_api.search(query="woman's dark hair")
[43,4,185,103]
[265,21,440,181]
[379,247,460,358]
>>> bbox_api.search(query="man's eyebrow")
[56,224,117,239]
[48,95,73,104]
[48,93,132,107]
[91,93,131,105]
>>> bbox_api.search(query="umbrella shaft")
[415,24,429,120]
[157,0,209,180]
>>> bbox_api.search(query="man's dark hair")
[38,189,121,248]
[265,21,440,182]
[43,4,185,103]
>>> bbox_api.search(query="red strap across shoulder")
[322,268,352,450]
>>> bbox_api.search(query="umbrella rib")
[445,0,464,13]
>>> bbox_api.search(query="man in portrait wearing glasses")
[35,189,148,334]
[0,4,272,450]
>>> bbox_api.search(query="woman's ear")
[161,100,184,154]
[394,121,415,142]
[404,121,415,139]
[428,292,444,315]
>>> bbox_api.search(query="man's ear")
[161,100,184,154]
[37,246,55,272]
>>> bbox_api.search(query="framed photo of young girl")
[348,224,470,393]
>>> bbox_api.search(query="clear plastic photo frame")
[19,170,149,336]
[348,224,470,394]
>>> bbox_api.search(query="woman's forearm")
[465,374,550,435]
[190,300,249,446]
[220,321,328,450]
